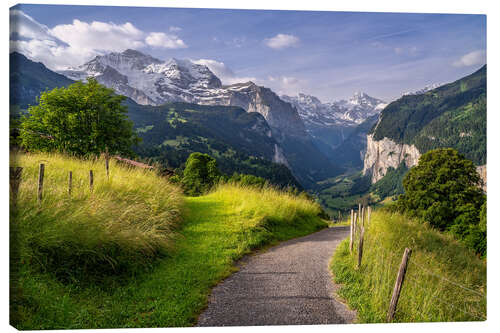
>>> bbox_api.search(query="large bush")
[396,148,485,254]
[19,78,139,157]
[181,152,221,196]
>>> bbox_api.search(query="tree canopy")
[181,152,221,196]
[396,148,486,255]
[19,78,139,157]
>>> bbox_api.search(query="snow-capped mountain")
[402,83,444,96]
[58,49,339,187]
[281,92,386,128]
[280,92,386,162]
[60,49,308,137]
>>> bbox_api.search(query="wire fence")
[347,207,486,323]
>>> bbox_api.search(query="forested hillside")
[10,52,73,109]
[126,100,302,188]
[371,65,486,164]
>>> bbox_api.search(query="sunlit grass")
[331,209,486,323]
[10,151,184,283]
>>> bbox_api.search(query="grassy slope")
[11,153,326,329]
[330,210,486,323]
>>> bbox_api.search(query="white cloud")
[265,75,302,95]
[50,19,146,53]
[192,59,255,84]
[10,9,62,43]
[264,34,299,50]
[145,32,187,49]
[9,9,188,70]
[453,50,486,67]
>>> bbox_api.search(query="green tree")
[19,78,139,156]
[397,148,486,254]
[181,153,221,196]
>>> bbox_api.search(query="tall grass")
[331,210,486,323]
[10,152,184,281]
[11,164,326,329]
[206,183,325,244]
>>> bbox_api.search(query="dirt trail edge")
[197,226,356,326]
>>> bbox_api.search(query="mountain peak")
[121,49,148,57]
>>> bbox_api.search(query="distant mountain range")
[281,92,386,165]
[11,51,345,188]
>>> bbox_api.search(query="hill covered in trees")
[371,65,486,165]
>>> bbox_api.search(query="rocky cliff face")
[363,134,421,183]
[476,165,487,192]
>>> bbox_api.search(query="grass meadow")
[330,209,486,323]
[10,153,326,329]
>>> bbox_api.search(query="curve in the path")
[197,226,356,326]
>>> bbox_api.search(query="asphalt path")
[197,226,356,326]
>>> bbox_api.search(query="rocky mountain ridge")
[58,49,339,188]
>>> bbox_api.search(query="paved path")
[197,226,356,326]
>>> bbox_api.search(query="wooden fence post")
[68,171,73,196]
[38,163,45,203]
[349,209,354,253]
[368,206,371,225]
[10,167,23,209]
[89,170,94,192]
[357,226,365,269]
[361,206,365,227]
[353,212,357,237]
[387,248,412,322]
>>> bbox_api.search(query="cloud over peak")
[453,50,486,67]
[192,58,255,84]
[145,32,187,49]
[264,33,299,50]
[10,9,188,70]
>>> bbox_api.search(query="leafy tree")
[181,153,221,196]
[19,78,139,157]
[397,148,485,254]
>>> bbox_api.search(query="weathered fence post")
[89,170,94,192]
[10,167,23,209]
[368,206,371,225]
[37,163,45,203]
[357,226,365,269]
[387,248,412,322]
[353,212,357,237]
[68,171,73,196]
[349,209,354,253]
[361,206,365,227]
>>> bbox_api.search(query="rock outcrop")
[363,134,421,183]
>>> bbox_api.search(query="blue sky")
[10,4,486,102]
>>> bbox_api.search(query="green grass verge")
[330,209,486,323]
[11,156,327,329]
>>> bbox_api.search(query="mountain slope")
[281,92,386,161]
[10,52,73,108]
[125,99,302,188]
[59,49,342,188]
[332,114,380,169]
[364,65,486,183]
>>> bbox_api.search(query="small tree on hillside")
[397,148,486,254]
[181,153,221,196]
[19,78,139,157]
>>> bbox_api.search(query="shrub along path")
[197,226,356,326]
